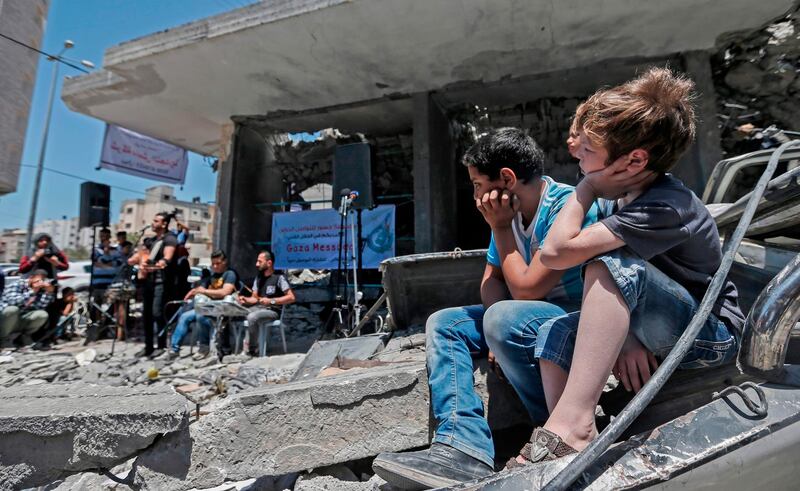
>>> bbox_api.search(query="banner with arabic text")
[271,205,395,269]
[100,124,188,184]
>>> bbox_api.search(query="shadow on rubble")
[129,424,194,487]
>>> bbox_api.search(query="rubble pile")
[0,341,304,397]
[452,98,586,187]
[272,130,413,198]
[712,7,800,155]
[0,329,531,491]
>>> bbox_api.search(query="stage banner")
[271,205,395,270]
[100,124,188,184]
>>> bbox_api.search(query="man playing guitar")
[128,212,177,358]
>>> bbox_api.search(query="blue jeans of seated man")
[170,309,213,352]
[427,300,572,468]
[535,248,738,373]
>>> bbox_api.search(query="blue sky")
[0,0,260,230]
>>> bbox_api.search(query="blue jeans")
[535,248,738,371]
[170,309,213,353]
[426,300,573,467]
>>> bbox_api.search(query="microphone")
[339,188,351,197]
[139,224,151,233]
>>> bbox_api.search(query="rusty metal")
[713,382,768,418]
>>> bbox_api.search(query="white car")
[57,260,92,292]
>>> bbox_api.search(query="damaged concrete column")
[676,50,724,194]
[215,124,284,274]
[413,92,457,253]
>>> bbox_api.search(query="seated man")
[238,250,295,357]
[373,128,597,489]
[0,269,55,349]
[168,250,238,360]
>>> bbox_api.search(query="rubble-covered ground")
[0,317,428,491]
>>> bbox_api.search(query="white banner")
[100,125,188,184]
[271,205,396,269]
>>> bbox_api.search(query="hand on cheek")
[475,189,519,230]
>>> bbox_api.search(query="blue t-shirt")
[486,176,598,301]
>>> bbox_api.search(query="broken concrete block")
[130,354,532,490]
[294,474,390,491]
[291,335,388,382]
[132,362,429,490]
[238,353,305,385]
[0,383,187,490]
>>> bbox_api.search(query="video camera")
[164,208,182,224]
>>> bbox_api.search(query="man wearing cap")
[0,269,56,349]
[18,233,69,284]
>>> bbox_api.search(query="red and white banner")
[100,125,188,184]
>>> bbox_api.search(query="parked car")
[57,260,92,292]
[0,263,22,293]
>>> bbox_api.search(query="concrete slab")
[0,383,188,490]
[291,334,388,382]
[128,348,530,489]
[130,362,429,490]
[61,0,795,155]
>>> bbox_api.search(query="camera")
[43,245,57,257]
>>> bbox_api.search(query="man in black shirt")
[239,251,294,356]
[128,212,177,358]
[168,250,238,360]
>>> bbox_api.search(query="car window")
[84,265,93,273]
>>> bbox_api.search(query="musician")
[127,212,177,358]
[239,250,294,357]
[167,250,238,360]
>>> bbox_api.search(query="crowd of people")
[0,212,295,360]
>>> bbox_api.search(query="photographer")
[19,233,69,285]
[0,269,55,349]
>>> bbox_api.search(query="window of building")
[125,223,132,229]
[203,212,210,219]
[127,207,133,214]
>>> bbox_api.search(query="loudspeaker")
[79,182,110,228]
[332,143,373,210]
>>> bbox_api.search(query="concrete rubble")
[0,383,187,490]
[0,325,531,490]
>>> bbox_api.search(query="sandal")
[504,427,578,469]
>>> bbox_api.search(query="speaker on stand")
[79,182,110,228]
[326,143,374,336]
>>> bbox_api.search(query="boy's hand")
[476,189,519,230]
[582,158,655,200]
[487,350,507,382]
[613,333,658,393]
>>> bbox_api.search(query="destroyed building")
[61,0,799,273]
[2,1,798,490]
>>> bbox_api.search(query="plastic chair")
[256,308,287,357]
